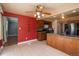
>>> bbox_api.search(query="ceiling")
[1,3,79,18]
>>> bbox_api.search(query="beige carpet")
[1,40,68,56]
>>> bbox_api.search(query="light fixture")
[61,14,65,19]
[42,14,45,16]
[36,12,40,15]
[37,15,41,18]
[34,12,44,19]
[34,5,46,19]
[34,14,36,17]
[62,16,65,19]
[72,10,76,13]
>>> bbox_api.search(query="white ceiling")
[2,3,79,17]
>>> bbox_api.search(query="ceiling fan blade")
[41,8,51,15]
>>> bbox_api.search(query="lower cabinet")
[63,38,79,56]
[47,34,79,56]
[51,35,56,48]
[63,38,73,55]
[74,39,79,56]
[55,36,64,51]
[47,34,53,46]
[37,32,46,41]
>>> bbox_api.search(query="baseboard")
[18,39,37,45]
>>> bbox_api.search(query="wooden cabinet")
[36,20,45,29]
[74,39,79,56]
[37,32,46,41]
[63,37,79,56]
[47,34,53,46]
[63,37,73,55]
[36,20,52,29]
[36,20,52,41]
[47,34,79,56]
[51,35,56,48]
[55,36,64,51]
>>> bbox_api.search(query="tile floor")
[1,40,68,56]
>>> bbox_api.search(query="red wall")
[3,12,37,43]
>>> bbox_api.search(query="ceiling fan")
[35,5,51,15]
[25,5,51,18]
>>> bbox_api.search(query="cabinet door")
[47,34,52,46]
[63,37,73,55]
[51,35,57,48]
[55,36,64,51]
[64,39,79,56]
[36,20,44,29]
[74,39,79,56]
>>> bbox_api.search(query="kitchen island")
[47,33,79,56]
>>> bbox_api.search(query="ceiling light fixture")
[37,15,41,18]
[34,14,36,17]
[36,12,40,15]
[34,11,44,19]
[62,16,65,19]
[34,4,50,19]
[42,14,45,16]
[72,10,76,13]
[61,14,65,19]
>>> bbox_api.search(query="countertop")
[47,33,79,39]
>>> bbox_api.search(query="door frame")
[3,16,18,46]
[0,13,4,54]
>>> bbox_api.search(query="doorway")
[3,16,18,46]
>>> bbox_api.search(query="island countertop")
[47,33,79,56]
[47,33,79,40]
